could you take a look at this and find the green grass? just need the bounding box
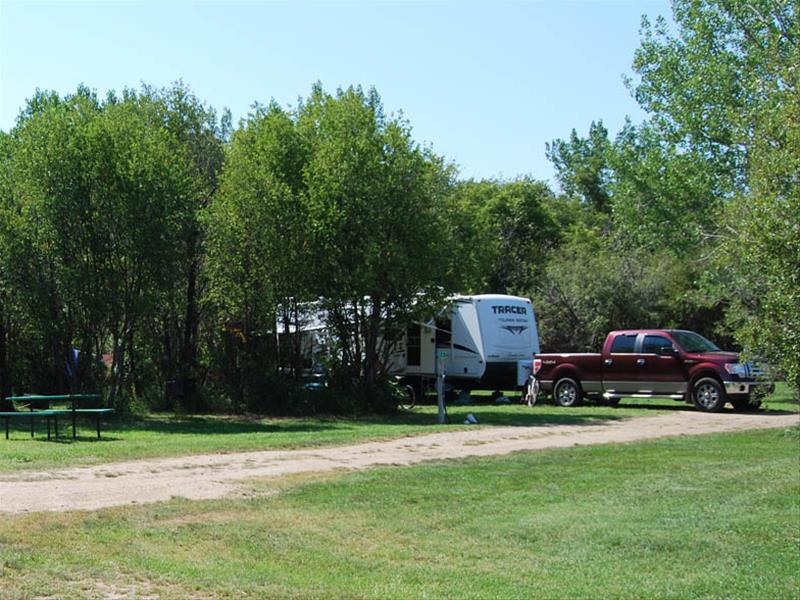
[1,426,797,599]
[0,383,795,473]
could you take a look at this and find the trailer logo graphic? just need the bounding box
[501,325,529,335]
[491,305,527,315]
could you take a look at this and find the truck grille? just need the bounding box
[745,361,768,380]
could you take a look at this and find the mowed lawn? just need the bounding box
[0,383,796,473]
[1,426,798,599]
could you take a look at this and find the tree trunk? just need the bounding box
[175,229,202,411]
[108,337,122,410]
[109,320,134,412]
[364,295,384,409]
[0,302,10,409]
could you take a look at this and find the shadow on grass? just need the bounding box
[397,403,629,427]
[443,410,625,427]
[612,401,695,412]
[2,415,349,441]
[15,390,789,442]
[109,416,348,436]
[102,409,630,436]
[36,435,124,444]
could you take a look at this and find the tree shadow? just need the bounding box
[441,410,626,427]
[610,401,695,412]
[108,415,350,436]
[38,435,124,444]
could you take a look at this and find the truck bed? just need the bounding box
[535,353,604,393]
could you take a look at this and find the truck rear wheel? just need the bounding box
[553,378,582,407]
[691,377,726,412]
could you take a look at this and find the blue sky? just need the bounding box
[0,1,672,183]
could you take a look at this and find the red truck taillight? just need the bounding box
[533,358,542,375]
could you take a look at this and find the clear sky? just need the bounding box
[0,0,672,183]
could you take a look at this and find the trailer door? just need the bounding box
[450,303,484,378]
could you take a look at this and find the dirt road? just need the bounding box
[1,411,796,514]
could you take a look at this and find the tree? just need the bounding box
[546,121,613,212]
[204,101,311,409]
[448,178,561,294]
[299,85,457,410]
[5,87,197,410]
[531,211,706,352]
[609,120,728,254]
[206,85,458,412]
[631,0,798,393]
[0,131,15,406]
[136,83,229,409]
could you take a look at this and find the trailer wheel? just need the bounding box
[691,377,725,412]
[553,378,582,407]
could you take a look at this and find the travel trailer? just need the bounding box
[279,294,540,394]
[387,294,540,393]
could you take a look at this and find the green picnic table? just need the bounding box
[2,394,114,440]
[0,409,60,440]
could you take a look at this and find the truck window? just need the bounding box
[642,335,674,354]
[610,334,636,353]
[670,330,720,353]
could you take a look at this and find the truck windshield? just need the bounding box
[671,331,721,353]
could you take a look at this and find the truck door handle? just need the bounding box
[604,359,613,367]
[637,358,646,367]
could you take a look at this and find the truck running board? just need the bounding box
[602,393,685,400]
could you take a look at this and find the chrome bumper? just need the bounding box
[724,380,774,396]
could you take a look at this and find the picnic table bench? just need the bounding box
[2,394,114,440]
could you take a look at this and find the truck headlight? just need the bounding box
[724,363,748,377]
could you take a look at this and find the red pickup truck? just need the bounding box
[533,329,771,412]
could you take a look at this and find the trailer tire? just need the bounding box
[553,377,582,407]
[691,377,726,412]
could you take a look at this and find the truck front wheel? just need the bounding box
[553,378,582,407]
[691,377,726,412]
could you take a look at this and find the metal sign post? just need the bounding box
[436,349,447,424]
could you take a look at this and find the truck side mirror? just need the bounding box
[657,346,678,356]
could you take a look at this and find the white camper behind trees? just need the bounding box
[386,294,540,395]
[281,294,540,398]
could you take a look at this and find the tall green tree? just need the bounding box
[0,130,16,406]
[546,121,612,212]
[631,0,798,392]
[137,83,229,408]
[207,85,458,411]
[609,121,727,254]
[532,219,714,352]
[5,87,197,409]
[204,101,311,409]
[298,85,457,409]
[448,178,561,294]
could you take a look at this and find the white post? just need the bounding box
[436,349,447,424]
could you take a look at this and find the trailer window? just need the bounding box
[406,325,421,366]
[610,334,636,353]
[435,318,452,348]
